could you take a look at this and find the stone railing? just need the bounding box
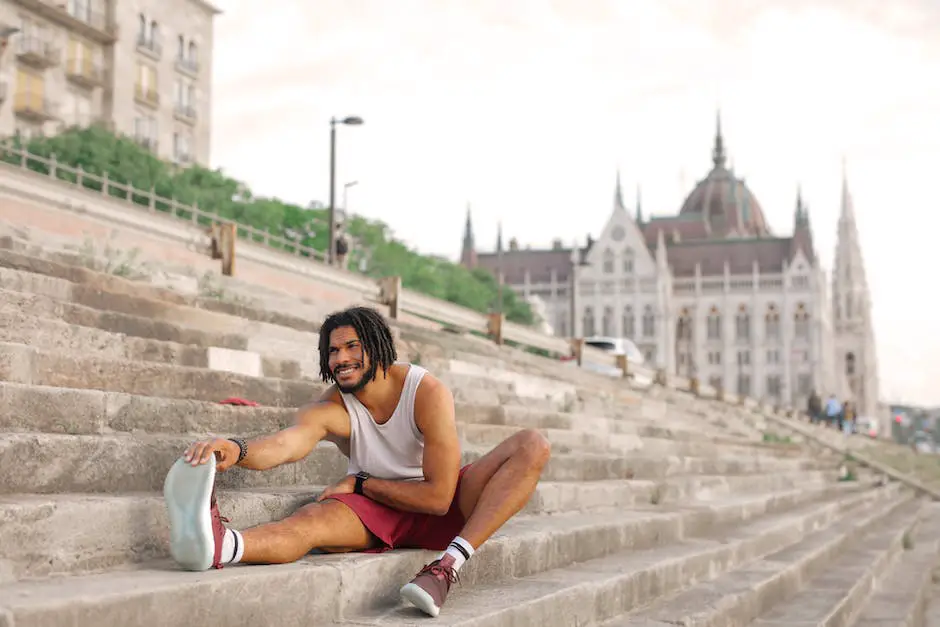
[0,141,758,407]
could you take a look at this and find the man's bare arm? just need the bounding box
[184,390,350,472]
[239,389,350,470]
[360,376,461,515]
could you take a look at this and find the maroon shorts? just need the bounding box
[326,465,471,553]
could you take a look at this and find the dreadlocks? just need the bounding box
[318,306,398,384]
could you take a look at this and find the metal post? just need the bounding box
[327,118,337,265]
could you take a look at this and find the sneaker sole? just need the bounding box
[163,455,217,572]
[400,582,440,617]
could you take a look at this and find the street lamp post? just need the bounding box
[328,116,363,264]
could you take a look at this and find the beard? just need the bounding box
[333,360,377,394]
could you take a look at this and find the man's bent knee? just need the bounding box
[514,428,551,469]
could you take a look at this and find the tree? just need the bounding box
[5,126,535,324]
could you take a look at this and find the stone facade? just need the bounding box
[463,118,879,414]
[0,0,219,165]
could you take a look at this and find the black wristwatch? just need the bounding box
[354,471,371,495]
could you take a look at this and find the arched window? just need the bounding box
[765,304,780,339]
[602,249,614,274]
[706,306,721,340]
[846,352,856,376]
[188,41,198,62]
[622,305,635,339]
[677,308,693,341]
[642,305,655,337]
[623,248,634,273]
[583,307,595,337]
[138,14,146,39]
[150,20,159,43]
[794,303,810,339]
[177,35,184,59]
[735,305,750,341]
[602,306,614,336]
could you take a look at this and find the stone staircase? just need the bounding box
[0,242,938,626]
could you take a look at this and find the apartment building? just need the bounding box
[0,0,219,165]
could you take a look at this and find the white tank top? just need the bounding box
[340,364,427,482]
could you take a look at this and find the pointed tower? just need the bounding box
[712,110,727,169]
[791,185,815,263]
[831,162,879,415]
[459,204,477,268]
[635,185,643,224]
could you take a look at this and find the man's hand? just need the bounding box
[316,474,356,502]
[183,438,241,471]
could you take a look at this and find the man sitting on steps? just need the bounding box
[163,305,551,618]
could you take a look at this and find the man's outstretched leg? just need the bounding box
[164,457,376,570]
[400,428,551,616]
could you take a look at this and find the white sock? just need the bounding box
[221,529,245,564]
[441,536,474,571]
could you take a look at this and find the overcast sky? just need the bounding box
[209,0,938,406]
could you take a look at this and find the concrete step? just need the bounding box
[840,504,940,627]
[0,305,303,380]
[0,483,886,626]
[0,432,827,495]
[0,475,843,582]
[613,494,922,626]
[347,486,906,627]
[0,246,324,337]
[0,286,246,349]
[0,341,319,407]
[0,382,797,463]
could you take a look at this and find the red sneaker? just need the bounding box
[163,455,230,571]
[400,555,460,617]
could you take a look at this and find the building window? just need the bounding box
[583,307,595,337]
[737,374,751,396]
[846,352,856,376]
[794,303,810,339]
[642,305,655,338]
[623,248,634,273]
[706,307,721,340]
[707,351,721,365]
[766,349,779,364]
[188,41,198,62]
[677,309,692,341]
[798,373,813,395]
[177,34,184,59]
[737,350,750,366]
[765,304,780,340]
[735,305,750,341]
[602,249,614,274]
[622,306,634,339]
[602,306,614,336]
[766,375,782,397]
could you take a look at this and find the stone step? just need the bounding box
[0,246,324,337]
[0,483,888,626]
[0,286,246,349]
[0,475,845,582]
[0,305,303,380]
[835,504,940,627]
[0,431,828,495]
[0,382,792,462]
[397,486,912,627]
[0,341,318,407]
[614,490,923,627]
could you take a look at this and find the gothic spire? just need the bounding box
[614,169,626,211]
[635,184,643,223]
[459,203,477,268]
[712,110,726,169]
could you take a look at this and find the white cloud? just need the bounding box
[209,0,938,405]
